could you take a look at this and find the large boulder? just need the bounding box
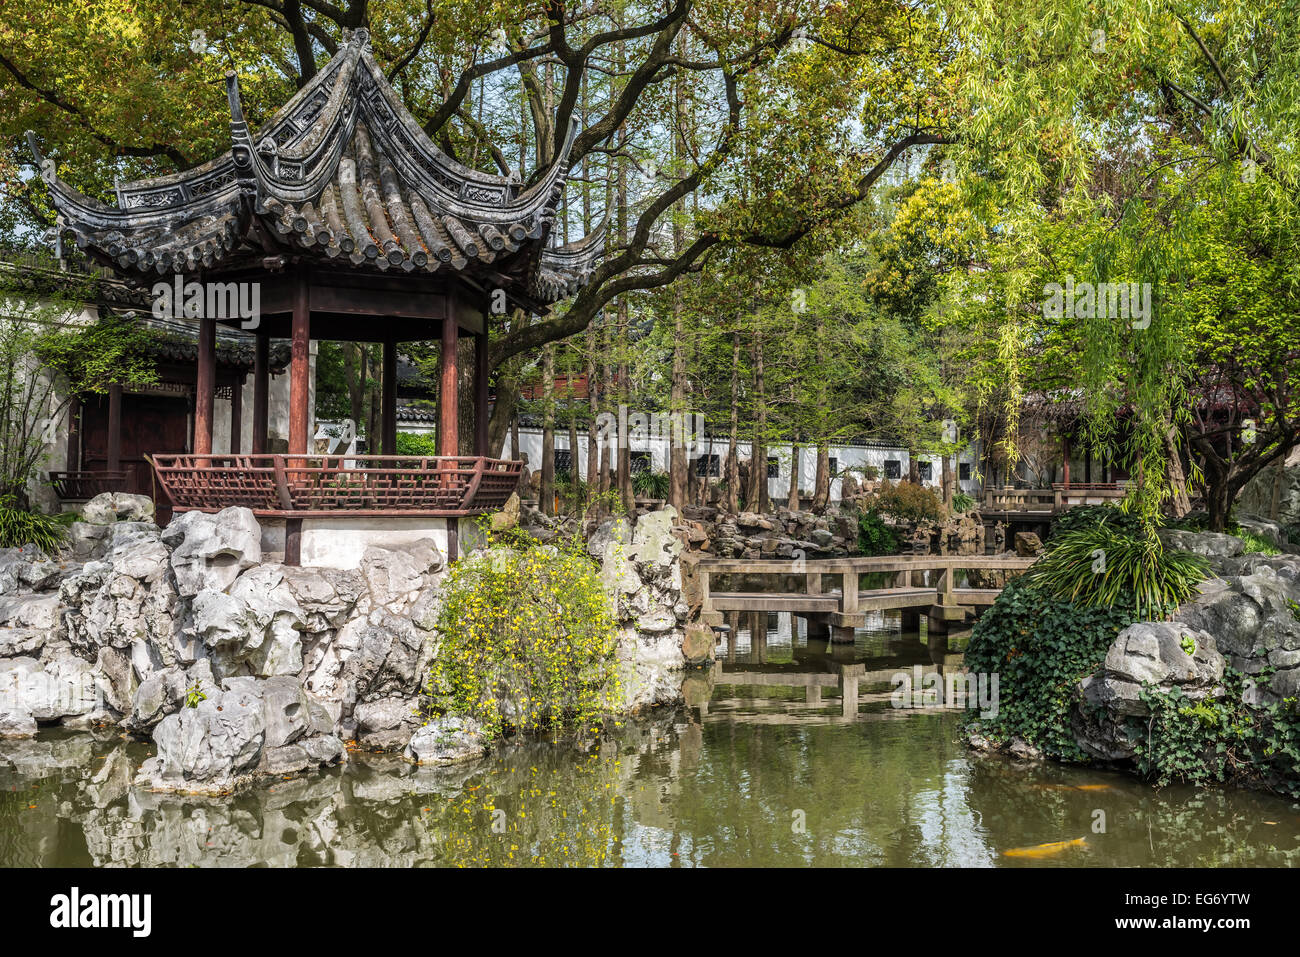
[81,492,155,526]
[404,715,487,765]
[1173,565,1300,701]
[1079,621,1225,717]
[1156,528,1245,559]
[165,507,262,597]
[1074,622,1225,761]
[358,539,443,613]
[134,677,342,794]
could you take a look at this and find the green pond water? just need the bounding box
[2,612,1298,867]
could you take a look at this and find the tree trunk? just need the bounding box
[815,445,830,507]
[1164,416,1191,518]
[724,329,741,514]
[540,344,555,516]
[787,442,801,510]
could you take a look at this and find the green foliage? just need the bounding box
[1235,529,1281,556]
[426,535,621,741]
[185,682,207,709]
[632,471,670,499]
[1030,524,1210,621]
[393,431,439,457]
[1049,504,1149,541]
[1132,674,1300,798]
[865,479,944,524]
[963,576,1139,759]
[950,491,975,514]
[0,495,69,551]
[856,508,899,556]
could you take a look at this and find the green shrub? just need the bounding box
[1048,503,1149,540]
[632,470,670,499]
[425,534,621,740]
[1030,524,1210,620]
[0,496,70,552]
[394,431,439,457]
[951,491,975,514]
[857,508,899,556]
[865,479,943,523]
[1234,529,1281,556]
[1133,674,1300,797]
[963,576,1139,758]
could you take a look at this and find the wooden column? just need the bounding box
[288,272,311,456]
[106,384,122,472]
[382,334,398,456]
[230,373,243,454]
[286,274,310,568]
[252,332,269,454]
[474,331,490,457]
[66,395,81,472]
[1062,434,1071,487]
[439,316,459,458]
[194,316,216,455]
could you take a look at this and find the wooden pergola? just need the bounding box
[34,29,603,561]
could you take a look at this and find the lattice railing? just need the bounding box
[148,454,523,517]
[49,470,129,502]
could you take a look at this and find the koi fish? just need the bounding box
[1003,837,1087,859]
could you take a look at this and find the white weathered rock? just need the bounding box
[165,507,262,597]
[81,492,155,525]
[358,539,443,612]
[405,715,487,765]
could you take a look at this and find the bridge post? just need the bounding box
[841,570,859,613]
[839,663,864,718]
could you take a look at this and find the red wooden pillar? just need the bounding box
[474,331,489,457]
[439,317,459,458]
[288,272,311,456]
[286,273,310,568]
[106,384,122,472]
[382,334,397,456]
[230,373,243,454]
[252,332,269,454]
[1062,434,1071,488]
[194,316,216,455]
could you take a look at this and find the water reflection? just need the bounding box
[2,611,1298,867]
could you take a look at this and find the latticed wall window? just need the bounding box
[828,457,838,476]
[918,461,933,481]
[767,457,779,478]
[884,459,901,480]
[959,463,971,481]
[695,454,720,477]
[554,449,572,476]
[630,451,652,474]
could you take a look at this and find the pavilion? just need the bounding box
[31,28,603,563]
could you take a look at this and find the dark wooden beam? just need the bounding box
[252,333,269,453]
[382,334,397,455]
[66,394,81,472]
[106,384,122,472]
[194,317,217,455]
[474,331,489,456]
[230,372,244,454]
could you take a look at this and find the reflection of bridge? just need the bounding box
[698,554,1036,640]
[702,659,962,721]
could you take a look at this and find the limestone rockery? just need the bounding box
[0,494,699,794]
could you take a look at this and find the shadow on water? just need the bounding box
[2,610,1299,867]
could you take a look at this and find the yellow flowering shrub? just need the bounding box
[426,532,621,740]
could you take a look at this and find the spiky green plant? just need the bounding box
[0,496,70,552]
[1030,523,1209,620]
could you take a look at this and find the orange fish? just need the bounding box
[1003,837,1087,859]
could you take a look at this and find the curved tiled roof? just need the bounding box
[29,29,603,312]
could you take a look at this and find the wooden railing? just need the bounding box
[981,483,1128,513]
[48,470,129,502]
[149,454,523,517]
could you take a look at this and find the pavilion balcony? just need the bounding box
[148,454,523,518]
[49,470,129,503]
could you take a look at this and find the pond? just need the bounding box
[2,612,1298,867]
